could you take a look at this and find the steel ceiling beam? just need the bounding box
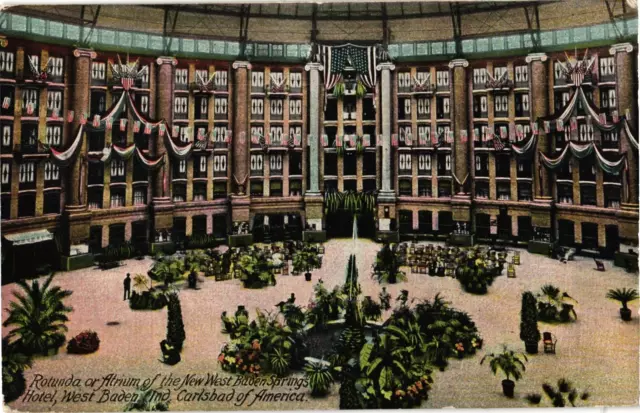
[162,6,180,55]
[524,4,541,51]
[604,0,625,40]
[238,5,251,59]
[80,6,101,46]
[450,2,463,57]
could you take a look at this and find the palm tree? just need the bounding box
[133,274,153,292]
[149,258,188,287]
[2,339,32,402]
[606,288,639,321]
[3,274,73,356]
[480,346,528,398]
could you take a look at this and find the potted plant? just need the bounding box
[606,288,639,321]
[304,357,334,397]
[480,346,528,398]
[293,249,320,282]
[520,291,541,354]
[361,296,382,321]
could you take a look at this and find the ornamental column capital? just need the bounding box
[609,43,634,55]
[525,52,548,63]
[304,62,324,72]
[73,48,97,59]
[232,60,252,70]
[0,35,8,48]
[448,58,469,69]
[376,62,396,72]
[156,56,178,66]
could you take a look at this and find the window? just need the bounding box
[437,153,451,176]
[21,123,38,152]
[578,123,594,142]
[88,162,104,185]
[514,65,528,86]
[600,88,616,112]
[397,72,411,93]
[580,184,597,206]
[517,182,532,201]
[289,152,302,175]
[496,154,511,178]
[2,124,12,150]
[473,68,488,88]
[436,70,449,89]
[251,70,264,93]
[497,182,511,200]
[91,61,106,84]
[214,70,228,90]
[251,98,263,120]
[417,98,430,119]
[475,181,489,199]
[270,98,284,121]
[599,57,615,80]
[19,162,35,189]
[212,126,228,144]
[289,72,302,92]
[44,161,60,186]
[195,95,208,120]
[88,187,103,209]
[269,126,284,145]
[398,179,412,196]
[438,180,451,198]
[136,94,150,115]
[579,159,596,182]
[417,125,431,146]
[324,152,337,176]
[269,154,283,175]
[399,126,412,146]
[289,98,302,120]
[269,179,283,197]
[172,183,186,203]
[604,185,621,208]
[343,153,357,176]
[1,162,11,193]
[363,152,376,176]
[18,193,35,217]
[475,154,488,177]
[517,159,532,178]
[1,195,10,220]
[213,155,227,177]
[289,126,302,145]
[135,65,149,88]
[175,68,188,89]
[399,98,411,120]
[557,183,573,204]
[494,94,509,117]
[554,62,566,83]
[46,90,63,117]
[399,153,412,174]
[515,93,529,117]
[250,181,263,197]
[436,97,450,119]
[603,130,618,149]
[22,89,38,116]
[554,91,571,113]
[193,182,207,201]
[173,159,187,179]
[48,57,64,81]
[110,159,126,183]
[0,51,15,77]
[174,96,188,119]
[418,179,431,197]
[473,95,488,118]
[493,66,508,80]
[43,191,60,215]
[418,154,431,175]
[45,125,62,147]
[213,182,227,199]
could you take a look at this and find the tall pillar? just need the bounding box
[150,56,177,250]
[229,61,252,246]
[448,59,473,245]
[611,43,638,206]
[62,48,96,262]
[375,61,398,243]
[526,52,553,235]
[610,43,639,248]
[303,62,325,241]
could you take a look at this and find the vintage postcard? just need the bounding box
[0,0,638,411]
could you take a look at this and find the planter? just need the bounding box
[524,341,539,354]
[620,307,632,321]
[501,379,515,398]
[305,272,312,282]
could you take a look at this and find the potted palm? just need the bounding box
[520,292,541,354]
[606,288,639,321]
[480,346,528,398]
[304,357,334,397]
[293,249,321,281]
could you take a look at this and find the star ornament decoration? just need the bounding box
[110,54,147,90]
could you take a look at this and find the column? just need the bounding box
[68,48,95,206]
[449,58,469,194]
[232,61,251,196]
[377,61,395,199]
[526,53,550,199]
[304,62,323,194]
[610,43,638,206]
[154,56,177,199]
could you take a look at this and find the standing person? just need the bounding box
[123,273,131,300]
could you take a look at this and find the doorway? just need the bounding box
[604,225,619,258]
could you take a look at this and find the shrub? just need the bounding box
[456,265,497,294]
[67,331,100,354]
[129,290,168,311]
[2,339,31,403]
[217,341,262,375]
[304,358,334,397]
[372,244,406,284]
[537,285,577,323]
[541,378,590,407]
[237,252,276,289]
[361,296,382,321]
[526,393,542,405]
[166,293,186,352]
[520,291,541,346]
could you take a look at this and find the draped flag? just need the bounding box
[67,110,74,123]
[26,102,34,115]
[532,122,539,135]
[363,134,370,147]
[172,125,179,138]
[2,97,10,109]
[92,114,101,128]
[133,120,140,133]
[144,122,152,135]
[120,118,127,132]
[556,119,564,131]
[322,134,329,147]
[493,135,505,151]
[105,117,112,131]
[336,135,342,147]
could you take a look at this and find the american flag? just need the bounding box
[336,135,342,147]
[197,128,205,140]
[80,112,87,125]
[492,135,506,151]
[419,132,427,146]
[500,126,507,139]
[159,124,166,136]
[144,123,151,134]
[599,113,607,124]
[51,109,59,120]
[2,97,10,109]
[251,133,259,144]
[105,118,112,130]
[363,134,370,147]
[293,134,301,146]
[92,114,101,128]
[120,118,128,132]
[172,125,179,138]
[556,119,564,131]
[570,117,578,131]
[516,124,523,139]
[532,122,539,135]
[405,132,413,146]
[26,102,34,115]
[133,121,140,133]
[460,129,467,143]
[224,131,231,143]
[613,110,619,123]
[67,110,74,123]
[544,121,550,133]
[321,134,328,147]
[391,134,398,147]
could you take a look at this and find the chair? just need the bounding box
[593,258,605,272]
[512,252,520,265]
[282,264,289,276]
[543,332,556,354]
[507,264,516,278]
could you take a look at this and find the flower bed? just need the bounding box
[67,331,100,354]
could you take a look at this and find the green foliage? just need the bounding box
[129,289,168,311]
[541,378,590,407]
[148,256,188,286]
[237,252,276,289]
[324,189,376,215]
[333,81,345,98]
[606,288,639,309]
[2,339,32,403]
[456,264,497,294]
[98,242,135,264]
[270,348,291,376]
[304,358,334,396]
[292,249,321,274]
[526,393,542,405]
[361,296,382,321]
[520,291,541,343]
[372,244,406,284]
[355,80,367,99]
[537,284,578,323]
[480,346,528,382]
[307,281,346,329]
[3,274,73,356]
[123,387,169,411]
[166,293,186,352]
[185,234,219,250]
